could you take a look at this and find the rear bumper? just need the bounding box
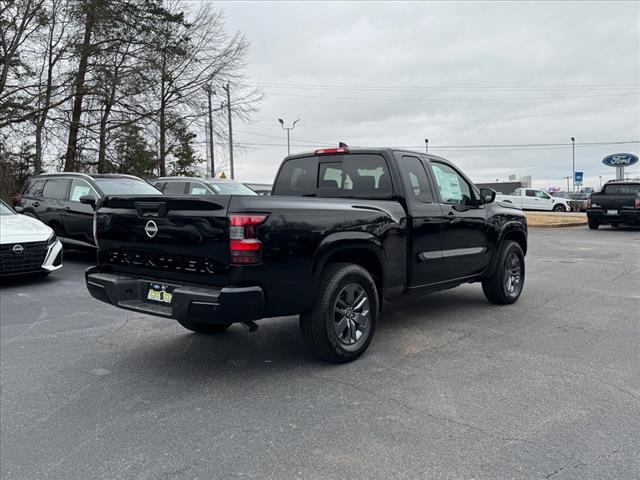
[85,266,264,325]
[587,209,640,225]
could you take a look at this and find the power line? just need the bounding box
[250,80,640,92]
[233,140,640,152]
[263,91,639,103]
[249,103,640,128]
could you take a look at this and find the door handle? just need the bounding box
[63,206,71,211]
[32,202,40,207]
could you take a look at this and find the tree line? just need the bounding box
[0,0,261,199]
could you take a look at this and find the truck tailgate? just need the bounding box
[95,195,232,281]
[590,194,636,210]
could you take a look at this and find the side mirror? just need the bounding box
[79,195,96,209]
[479,187,496,204]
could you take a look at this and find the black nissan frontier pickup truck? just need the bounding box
[85,147,527,362]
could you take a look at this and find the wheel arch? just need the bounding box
[312,234,385,305]
[483,224,527,279]
[501,227,527,256]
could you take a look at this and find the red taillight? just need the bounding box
[587,196,592,208]
[315,147,349,155]
[635,196,640,209]
[228,214,268,265]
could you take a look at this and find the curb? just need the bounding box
[528,221,587,229]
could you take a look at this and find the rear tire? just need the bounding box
[482,241,525,305]
[178,321,232,334]
[300,263,378,363]
[588,219,599,230]
[552,204,566,212]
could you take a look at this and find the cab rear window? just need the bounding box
[602,184,640,195]
[273,154,392,198]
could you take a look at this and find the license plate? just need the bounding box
[146,283,173,304]
[606,210,618,215]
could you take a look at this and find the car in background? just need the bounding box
[0,200,63,276]
[552,191,589,211]
[587,181,640,229]
[495,188,573,212]
[243,183,272,195]
[16,173,161,249]
[151,177,258,196]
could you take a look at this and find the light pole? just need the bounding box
[570,136,575,192]
[279,118,300,156]
[425,138,429,153]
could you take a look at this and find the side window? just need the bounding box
[272,157,317,196]
[398,156,433,203]
[189,183,210,195]
[525,190,536,197]
[24,179,46,197]
[152,182,165,192]
[535,190,550,199]
[69,179,96,202]
[162,182,187,195]
[42,178,70,200]
[431,162,474,206]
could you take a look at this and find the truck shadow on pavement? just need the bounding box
[114,286,499,384]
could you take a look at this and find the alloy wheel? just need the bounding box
[333,283,371,345]
[503,252,522,295]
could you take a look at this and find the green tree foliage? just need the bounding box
[112,124,156,178]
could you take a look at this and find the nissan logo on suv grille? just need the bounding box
[12,244,24,255]
[144,220,158,238]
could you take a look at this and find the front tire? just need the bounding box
[588,219,599,230]
[552,204,566,212]
[482,241,525,305]
[178,321,232,334]
[300,263,379,363]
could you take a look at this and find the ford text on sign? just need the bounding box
[602,153,638,167]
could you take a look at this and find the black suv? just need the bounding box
[17,173,161,248]
[151,177,258,196]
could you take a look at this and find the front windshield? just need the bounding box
[94,178,161,195]
[0,201,15,215]
[208,181,257,195]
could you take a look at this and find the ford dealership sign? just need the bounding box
[602,153,638,167]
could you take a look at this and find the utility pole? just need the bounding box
[223,83,234,179]
[278,118,300,155]
[204,85,215,176]
[425,138,429,153]
[570,136,575,192]
[204,116,210,177]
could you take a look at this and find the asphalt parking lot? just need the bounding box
[1,226,639,480]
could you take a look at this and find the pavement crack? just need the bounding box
[94,315,130,347]
[543,447,620,479]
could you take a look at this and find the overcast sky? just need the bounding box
[210,1,639,189]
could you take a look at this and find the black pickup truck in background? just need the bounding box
[85,147,528,363]
[587,181,640,229]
